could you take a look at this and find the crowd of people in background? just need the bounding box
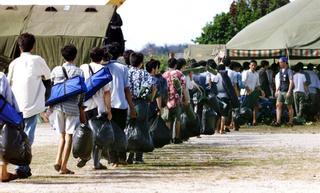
[1,32,320,182]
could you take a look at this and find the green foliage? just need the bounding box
[195,0,290,44]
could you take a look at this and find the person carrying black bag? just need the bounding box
[0,72,20,182]
[78,48,113,170]
[50,45,84,175]
[126,52,156,164]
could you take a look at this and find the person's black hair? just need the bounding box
[296,62,304,71]
[223,57,231,67]
[260,60,269,68]
[198,60,207,67]
[130,52,144,67]
[292,64,300,73]
[168,58,177,69]
[307,63,314,71]
[250,59,257,65]
[146,59,160,73]
[90,47,103,63]
[176,58,187,70]
[230,61,241,70]
[207,59,217,69]
[316,64,320,72]
[242,62,250,70]
[123,49,134,66]
[61,44,77,62]
[191,62,199,68]
[17,33,35,52]
[217,64,226,71]
[105,42,122,60]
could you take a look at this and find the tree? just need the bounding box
[194,0,290,44]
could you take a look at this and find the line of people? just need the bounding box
[1,32,320,182]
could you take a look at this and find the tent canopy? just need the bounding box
[184,44,226,62]
[0,5,116,69]
[226,0,320,60]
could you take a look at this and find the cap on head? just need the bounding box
[279,57,288,63]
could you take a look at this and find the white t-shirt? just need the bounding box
[293,72,307,93]
[242,69,260,93]
[8,52,51,118]
[226,67,237,86]
[104,60,129,110]
[81,62,110,114]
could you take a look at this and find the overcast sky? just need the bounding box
[1,0,237,50]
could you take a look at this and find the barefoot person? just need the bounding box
[0,72,20,182]
[50,44,84,174]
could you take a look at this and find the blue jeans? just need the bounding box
[16,115,38,174]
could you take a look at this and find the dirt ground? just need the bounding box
[1,123,320,193]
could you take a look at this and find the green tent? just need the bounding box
[0,5,119,69]
[226,0,320,61]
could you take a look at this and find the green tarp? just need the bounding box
[0,5,116,69]
[226,0,320,60]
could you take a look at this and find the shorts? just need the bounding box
[162,105,182,123]
[277,92,293,106]
[51,110,80,135]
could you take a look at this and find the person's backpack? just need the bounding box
[84,64,113,101]
[46,67,87,106]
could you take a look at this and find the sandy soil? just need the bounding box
[1,123,319,193]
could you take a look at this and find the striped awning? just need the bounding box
[227,49,320,59]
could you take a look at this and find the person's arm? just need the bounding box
[39,57,51,80]
[125,87,137,118]
[104,90,112,120]
[287,70,294,97]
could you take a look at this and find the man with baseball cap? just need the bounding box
[272,57,294,127]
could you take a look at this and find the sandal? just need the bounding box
[271,121,281,127]
[1,173,18,183]
[54,164,61,172]
[59,169,75,175]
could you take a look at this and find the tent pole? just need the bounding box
[286,46,290,67]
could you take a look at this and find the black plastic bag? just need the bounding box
[134,100,149,121]
[201,107,218,135]
[232,107,253,126]
[150,116,171,148]
[72,124,93,161]
[110,121,128,152]
[88,114,114,148]
[125,119,154,153]
[207,94,222,115]
[0,124,32,165]
[180,113,201,140]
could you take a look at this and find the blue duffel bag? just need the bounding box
[46,67,87,106]
[84,64,113,101]
[0,95,23,126]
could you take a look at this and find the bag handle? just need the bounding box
[61,66,69,80]
[87,64,95,75]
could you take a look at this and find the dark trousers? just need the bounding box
[109,108,128,163]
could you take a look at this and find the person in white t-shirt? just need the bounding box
[242,60,265,125]
[292,64,308,119]
[102,43,137,167]
[78,47,112,170]
[7,33,51,179]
